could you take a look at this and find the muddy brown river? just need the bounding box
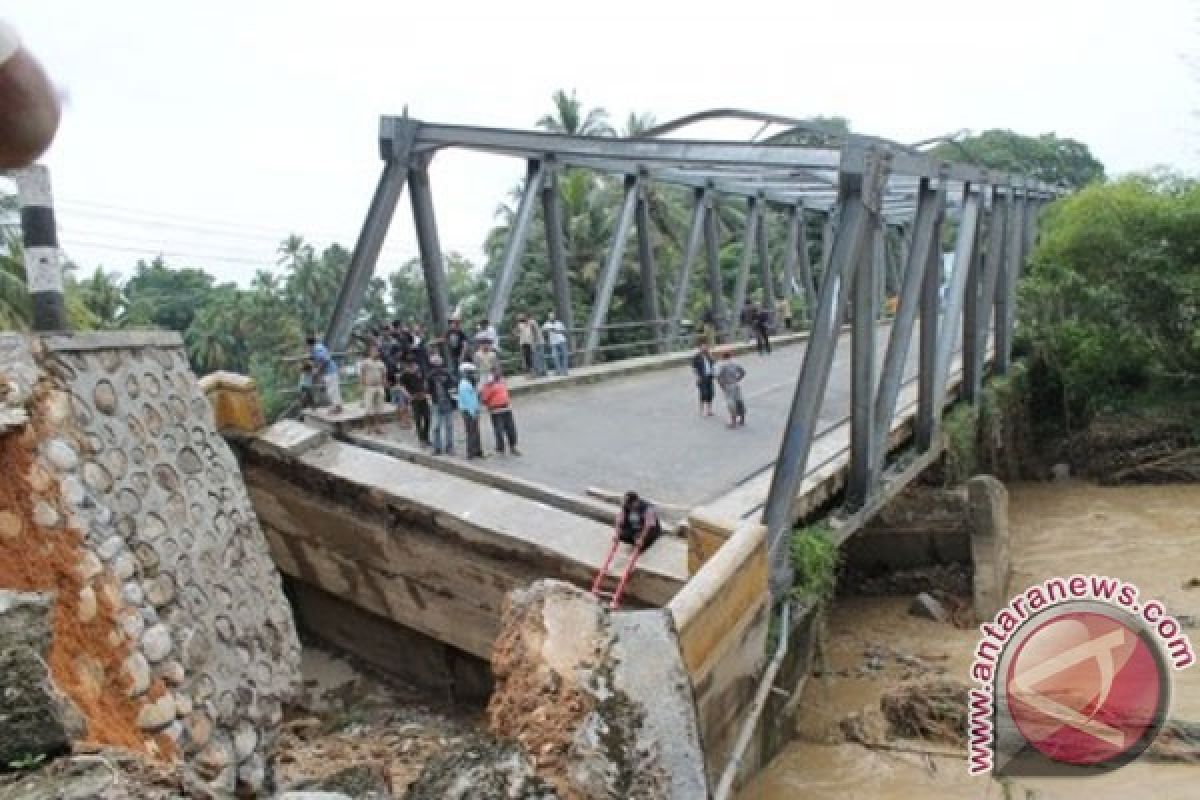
[741,483,1200,799]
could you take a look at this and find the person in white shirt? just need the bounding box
[542,313,569,376]
[476,318,500,355]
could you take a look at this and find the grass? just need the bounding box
[942,402,980,486]
[789,522,839,605]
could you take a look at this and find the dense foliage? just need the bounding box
[932,129,1105,189]
[1018,172,1200,426]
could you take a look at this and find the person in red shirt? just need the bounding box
[479,370,520,456]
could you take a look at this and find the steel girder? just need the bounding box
[762,138,889,598]
[582,175,640,365]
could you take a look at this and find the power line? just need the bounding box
[58,197,352,240]
[60,235,418,272]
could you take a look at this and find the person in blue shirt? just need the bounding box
[457,362,483,459]
[306,336,342,414]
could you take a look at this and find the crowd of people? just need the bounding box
[301,300,789,457]
[302,312,577,460]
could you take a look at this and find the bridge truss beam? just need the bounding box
[328,111,1062,604]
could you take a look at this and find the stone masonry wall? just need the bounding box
[0,331,300,794]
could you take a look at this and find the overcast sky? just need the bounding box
[8,0,1198,286]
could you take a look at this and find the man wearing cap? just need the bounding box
[457,362,484,459]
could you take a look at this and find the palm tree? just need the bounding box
[0,230,30,330]
[536,90,614,137]
[77,266,124,327]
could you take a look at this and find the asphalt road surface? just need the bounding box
[418,327,922,508]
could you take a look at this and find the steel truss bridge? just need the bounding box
[325,109,1061,597]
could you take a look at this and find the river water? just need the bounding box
[741,483,1200,799]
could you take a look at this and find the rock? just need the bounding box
[0,593,86,749]
[185,711,214,749]
[60,475,86,507]
[0,508,23,538]
[1050,462,1071,482]
[97,534,125,562]
[77,585,98,623]
[78,551,104,582]
[119,607,145,640]
[194,737,234,780]
[485,579,700,799]
[44,438,79,471]
[0,590,54,653]
[142,624,174,662]
[294,764,391,799]
[137,693,177,731]
[145,573,176,607]
[113,552,138,581]
[164,719,185,743]
[33,499,61,528]
[909,592,950,623]
[93,379,118,414]
[174,690,193,716]
[237,754,266,795]
[233,723,258,760]
[160,659,186,686]
[122,580,144,606]
[278,793,354,800]
[124,652,151,696]
[0,640,75,764]
[403,736,550,800]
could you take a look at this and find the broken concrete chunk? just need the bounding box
[0,646,75,765]
[0,590,55,654]
[908,591,950,623]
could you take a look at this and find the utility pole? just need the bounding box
[13,165,67,331]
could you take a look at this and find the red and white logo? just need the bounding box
[1005,609,1164,767]
[968,577,1193,777]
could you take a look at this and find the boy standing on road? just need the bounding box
[357,344,388,434]
[716,349,747,428]
[480,371,521,456]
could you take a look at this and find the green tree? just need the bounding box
[1019,172,1200,423]
[121,257,217,330]
[0,228,30,329]
[933,130,1104,189]
[77,266,124,327]
[536,89,615,137]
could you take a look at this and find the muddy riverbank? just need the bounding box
[741,482,1200,799]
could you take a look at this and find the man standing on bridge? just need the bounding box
[480,370,520,456]
[427,354,456,456]
[716,349,746,428]
[753,305,772,356]
[444,317,468,380]
[691,342,715,417]
[307,336,342,415]
[457,363,484,459]
[543,312,569,376]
